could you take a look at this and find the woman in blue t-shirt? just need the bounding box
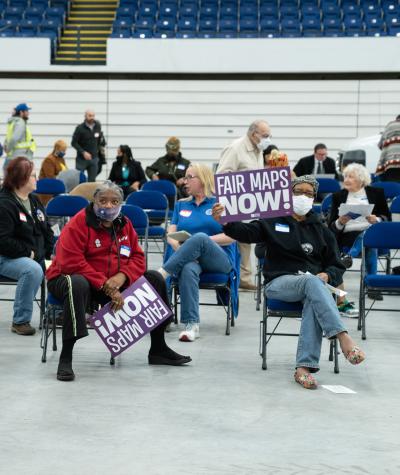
[159,163,237,342]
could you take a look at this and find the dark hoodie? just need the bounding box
[223,213,345,287]
[0,188,54,263]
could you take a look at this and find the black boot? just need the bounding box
[57,359,75,381]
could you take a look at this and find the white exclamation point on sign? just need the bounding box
[282,189,292,210]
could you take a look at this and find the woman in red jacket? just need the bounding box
[47,181,191,381]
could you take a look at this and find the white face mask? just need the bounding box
[292,194,314,216]
[257,137,272,151]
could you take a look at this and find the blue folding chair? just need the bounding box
[121,204,149,265]
[371,181,400,202]
[359,222,400,340]
[24,6,45,21]
[46,195,89,228]
[169,242,240,336]
[316,177,341,195]
[35,178,66,196]
[260,296,339,372]
[142,180,177,219]
[126,190,168,255]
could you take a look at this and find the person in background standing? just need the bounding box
[216,119,272,291]
[71,110,103,182]
[145,137,190,199]
[108,145,147,199]
[4,103,36,169]
[376,114,400,182]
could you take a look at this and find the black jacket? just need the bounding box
[293,155,338,179]
[328,187,391,243]
[223,213,345,287]
[0,188,54,263]
[108,158,147,188]
[71,120,103,161]
[145,153,190,182]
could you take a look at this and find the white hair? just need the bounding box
[343,163,371,187]
[93,180,124,201]
[247,120,268,136]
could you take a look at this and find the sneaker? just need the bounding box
[367,291,384,301]
[11,322,36,335]
[179,323,200,342]
[337,301,359,318]
[340,254,353,269]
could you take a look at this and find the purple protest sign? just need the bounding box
[214,166,293,224]
[90,276,172,358]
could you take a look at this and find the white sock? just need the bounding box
[157,267,169,279]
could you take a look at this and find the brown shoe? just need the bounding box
[239,281,257,291]
[11,322,36,336]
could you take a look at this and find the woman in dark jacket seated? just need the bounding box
[47,181,190,382]
[328,163,391,301]
[108,145,146,199]
[0,157,54,335]
[213,175,365,390]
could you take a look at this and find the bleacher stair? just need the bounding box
[54,0,117,65]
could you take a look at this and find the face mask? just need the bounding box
[57,151,66,158]
[93,204,122,222]
[292,194,314,216]
[257,137,272,151]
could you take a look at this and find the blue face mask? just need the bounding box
[57,151,66,158]
[93,204,122,222]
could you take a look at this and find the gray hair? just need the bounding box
[292,175,319,194]
[247,120,268,136]
[343,163,371,187]
[93,180,124,201]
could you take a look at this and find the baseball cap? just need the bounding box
[15,103,31,112]
[166,136,180,152]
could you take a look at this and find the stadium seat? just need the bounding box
[39,19,60,34]
[179,4,198,19]
[159,4,177,19]
[280,5,299,18]
[219,17,238,31]
[134,18,155,29]
[153,31,175,38]
[132,29,153,38]
[138,5,157,19]
[30,0,50,9]
[44,6,65,23]
[197,31,216,37]
[217,30,238,37]
[155,18,176,31]
[342,4,362,17]
[176,31,196,38]
[199,17,217,31]
[116,6,135,20]
[321,3,341,18]
[239,17,258,32]
[111,29,132,38]
[19,18,40,34]
[177,17,197,31]
[8,0,28,8]
[199,5,218,19]
[259,4,279,17]
[114,19,133,30]
[3,6,24,21]
[388,25,400,35]
[0,29,15,37]
[220,5,238,18]
[24,6,45,21]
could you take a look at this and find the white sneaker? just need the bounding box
[179,323,200,342]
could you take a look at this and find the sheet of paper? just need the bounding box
[321,385,357,394]
[298,271,347,297]
[338,203,374,217]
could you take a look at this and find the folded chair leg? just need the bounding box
[261,304,267,370]
[52,312,57,351]
[110,355,115,365]
[41,308,51,363]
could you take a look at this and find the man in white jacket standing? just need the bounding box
[4,103,36,169]
[216,119,271,291]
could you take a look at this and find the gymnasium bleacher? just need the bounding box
[111,0,400,39]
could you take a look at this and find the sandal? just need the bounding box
[345,346,365,365]
[294,371,317,389]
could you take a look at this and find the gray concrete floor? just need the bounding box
[0,257,399,475]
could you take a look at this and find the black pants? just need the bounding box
[47,270,171,343]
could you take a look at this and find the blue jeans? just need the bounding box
[163,233,232,324]
[346,231,377,274]
[0,256,44,324]
[265,274,347,372]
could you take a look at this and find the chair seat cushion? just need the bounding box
[365,274,400,288]
[199,272,229,285]
[48,293,62,306]
[148,226,166,237]
[267,299,303,311]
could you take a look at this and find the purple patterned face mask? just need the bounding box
[93,204,122,222]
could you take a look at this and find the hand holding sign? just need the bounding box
[214,167,293,224]
[212,203,225,222]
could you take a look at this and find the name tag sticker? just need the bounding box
[120,245,131,257]
[19,212,27,222]
[94,132,100,138]
[275,223,289,233]
[179,210,192,218]
[177,164,186,170]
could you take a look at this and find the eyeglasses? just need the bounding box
[292,190,315,199]
[183,175,198,181]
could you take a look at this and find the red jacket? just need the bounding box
[46,206,146,290]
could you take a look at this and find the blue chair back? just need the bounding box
[390,195,400,214]
[46,195,89,217]
[79,171,87,183]
[363,222,400,249]
[35,178,66,195]
[142,179,177,199]
[371,181,400,200]
[121,204,149,235]
[321,193,333,215]
[126,190,168,211]
[316,178,341,194]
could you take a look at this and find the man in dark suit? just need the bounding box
[294,143,339,179]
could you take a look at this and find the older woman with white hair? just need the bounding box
[47,181,191,382]
[328,163,391,303]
